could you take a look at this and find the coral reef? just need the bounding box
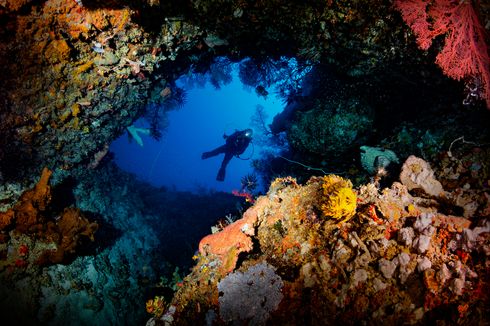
[217,262,283,324]
[0,168,98,269]
[320,175,357,222]
[0,0,205,183]
[0,162,243,324]
[0,0,488,325]
[394,0,490,108]
[0,167,52,234]
[152,156,489,325]
[400,155,444,197]
[198,198,260,274]
[147,295,167,319]
[1,0,481,186]
[287,94,373,164]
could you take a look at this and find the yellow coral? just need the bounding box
[75,61,94,74]
[320,175,357,222]
[146,295,166,318]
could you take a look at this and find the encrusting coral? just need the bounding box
[198,198,261,274]
[0,167,52,235]
[147,156,489,326]
[0,168,98,270]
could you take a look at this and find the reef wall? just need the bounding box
[0,0,489,324]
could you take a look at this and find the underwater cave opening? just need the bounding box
[109,57,303,194]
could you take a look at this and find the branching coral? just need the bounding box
[320,175,357,222]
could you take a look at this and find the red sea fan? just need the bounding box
[393,0,433,50]
[433,2,490,86]
[394,0,490,109]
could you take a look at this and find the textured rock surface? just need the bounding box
[155,157,489,325]
[0,1,489,325]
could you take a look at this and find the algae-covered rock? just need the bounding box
[160,156,489,325]
[288,95,373,162]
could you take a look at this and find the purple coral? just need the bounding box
[217,262,283,324]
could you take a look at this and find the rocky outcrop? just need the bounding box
[154,157,489,325]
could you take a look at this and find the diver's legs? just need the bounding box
[201,145,227,159]
[217,152,233,181]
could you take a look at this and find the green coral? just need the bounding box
[288,96,373,161]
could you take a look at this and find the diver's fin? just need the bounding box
[216,167,226,181]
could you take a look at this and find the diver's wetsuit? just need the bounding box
[201,129,252,181]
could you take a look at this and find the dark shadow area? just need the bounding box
[138,183,243,270]
[77,0,190,33]
[74,212,123,259]
[50,177,77,211]
[0,136,37,183]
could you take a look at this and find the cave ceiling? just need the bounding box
[0,0,488,184]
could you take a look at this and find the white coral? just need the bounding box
[379,258,397,279]
[398,227,415,246]
[351,268,368,288]
[399,156,444,197]
[414,213,434,233]
[417,256,432,272]
[437,263,451,284]
[413,235,431,253]
[396,252,411,266]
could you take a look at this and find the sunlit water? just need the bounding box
[110,68,284,193]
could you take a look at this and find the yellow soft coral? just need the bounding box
[320,175,357,222]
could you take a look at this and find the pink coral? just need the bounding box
[231,189,255,203]
[18,244,29,257]
[394,0,490,108]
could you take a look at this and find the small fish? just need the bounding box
[92,42,104,54]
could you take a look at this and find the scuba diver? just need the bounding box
[201,128,253,181]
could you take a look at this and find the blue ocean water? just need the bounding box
[110,67,284,193]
